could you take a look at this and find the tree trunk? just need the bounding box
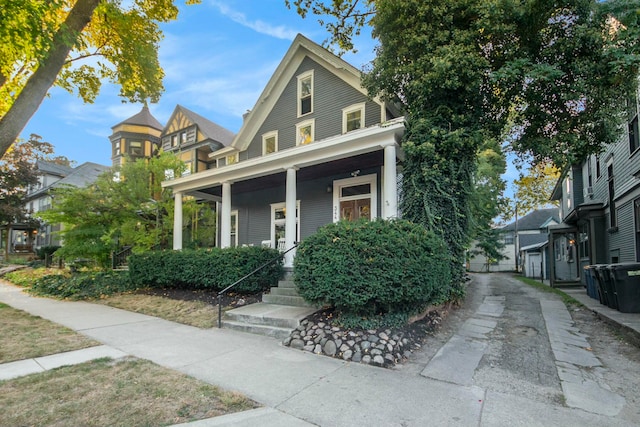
[0,0,101,158]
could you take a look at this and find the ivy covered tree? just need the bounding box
[289,0,640,298]
[0,0,200,158]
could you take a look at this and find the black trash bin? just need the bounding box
[583,265,598,299]
[608,263,640,313]
[594,265,617,309]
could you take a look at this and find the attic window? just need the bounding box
[171,135,178,147]
[297,70,313,117]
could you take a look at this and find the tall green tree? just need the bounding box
[0,0,200,158]
[289,0,640,298]
[39,152,199,268]
[509,161,560,219]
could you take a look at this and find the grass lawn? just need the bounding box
[0,357,258,427]
[0,294,259,426]
[0,302,98,363]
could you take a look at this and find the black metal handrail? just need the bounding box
[111,245,133,269]
[217,243,298,328]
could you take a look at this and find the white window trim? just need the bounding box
[297,70,314,117]
[226,153,238,166]
[262,131,279,156]
[270,201,301,246]
[332,173,377,222]
[296,119,315,146]
[342,102,366,133]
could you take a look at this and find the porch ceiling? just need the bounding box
[162,118,404,195]
[195,151,384,197]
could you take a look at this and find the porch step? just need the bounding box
[277,279,296,289]
[261,294,312,307]
[267,286,300,297]
[222,303,317,339]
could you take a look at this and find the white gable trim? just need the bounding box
[231,34,387,153]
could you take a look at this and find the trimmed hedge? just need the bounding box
[29,270,133,300]
[128,246,283,294]
[294,219,452,328]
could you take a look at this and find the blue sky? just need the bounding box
[21,0,519,191]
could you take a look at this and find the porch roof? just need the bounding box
[161,117,405,195]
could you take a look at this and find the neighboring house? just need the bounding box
[162,34,404,268]
[550,98,640,285]
[27,161,109,252]
[109,105,163,168]
[1,160,73,258]
[161,105,235,175]
[468,208,560,275]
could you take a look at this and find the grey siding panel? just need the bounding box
[246,56,382,160]
[610,200,636,262]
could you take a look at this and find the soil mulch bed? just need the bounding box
[137,288,262,308]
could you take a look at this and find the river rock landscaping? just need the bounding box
[282,307,446,368]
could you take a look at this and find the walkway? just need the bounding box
[1,275,639,426]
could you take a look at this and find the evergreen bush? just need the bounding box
[294,219,452,328]
[128,246,283,294]
[30,270,133,299]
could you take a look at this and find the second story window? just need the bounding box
[129,141,143,156]
[180,132,187,144]
[297,70,313,117]
[263,131,278,155]
[296,119,314,145]
[226,153,238,165]
[113,141,121,156]
[343,103,365,133]
[171,134,178,147]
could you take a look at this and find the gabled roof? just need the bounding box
[502,208,560,232]
[112,105,163,131]
[27,162,109,200]
[36,160,74,177]
[231,33,387,152]
[519,233,549,249]
[163,105,234,146]
[53,162,109,188]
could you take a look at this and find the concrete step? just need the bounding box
[261,294,311,307]
[277,279,297,289]
[268,287,300,297]
[221,321,293,340]
[224,303,317,329]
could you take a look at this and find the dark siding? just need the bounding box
[246,56,382,160]
[610,200,635,262]
[572,166,584,206]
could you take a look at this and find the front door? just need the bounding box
[340,198,371,221]
[333,174,377,222]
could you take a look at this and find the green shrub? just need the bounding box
[128,246,283,294]
[294,219,452,328]
[3,268,67,287]
[29,270,134,300]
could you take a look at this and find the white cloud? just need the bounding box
[209,1,298,40]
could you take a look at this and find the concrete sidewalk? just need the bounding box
[1,277,639,426]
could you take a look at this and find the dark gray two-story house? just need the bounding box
[162,34,404,268]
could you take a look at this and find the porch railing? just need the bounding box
[111,246,133,270]
[217,243,298,328]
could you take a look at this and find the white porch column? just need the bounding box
[173,192,183,250]
[220,182,232,248]
[383,142,398,219]
[284,167,298,268]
